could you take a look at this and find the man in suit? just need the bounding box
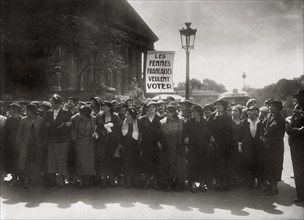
[46,94,72,187]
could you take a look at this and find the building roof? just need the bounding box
[175,89,220,97]
[105,0,159,43]
[218,89,249,99]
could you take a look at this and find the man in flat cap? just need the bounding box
[261,99,285,195]
[45,94,72,187]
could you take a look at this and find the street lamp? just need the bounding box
[179,22,197,100]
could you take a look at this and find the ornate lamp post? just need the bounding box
[179,22,197,100]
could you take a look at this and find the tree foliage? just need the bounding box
[176,78,227,93]
[245,74,304,106]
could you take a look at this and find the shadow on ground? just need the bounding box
[0,179,300,216]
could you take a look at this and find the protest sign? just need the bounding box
[145,51,175,93]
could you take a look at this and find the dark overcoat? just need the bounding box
[208,112,234,178]
[262,113,285,182]
[182,117,211,182]
[15,115,45,170]
[286,114,304,199]
[46,108,72,143]
[95,113,121,175]
[158,116,186,184]
[139,114,161,176]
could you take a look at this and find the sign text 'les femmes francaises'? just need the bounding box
[145,51,175,93]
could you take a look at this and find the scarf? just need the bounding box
[121,118,139,140]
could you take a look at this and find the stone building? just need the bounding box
[1,0,158,100]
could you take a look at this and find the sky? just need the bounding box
[128,0,304,91]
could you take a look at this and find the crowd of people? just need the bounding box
[0,89,303,203]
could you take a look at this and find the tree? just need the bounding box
[246,75,304,106]
[176,78,227,93]
[202,78,226,93]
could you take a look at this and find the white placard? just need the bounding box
[145,51,175,93]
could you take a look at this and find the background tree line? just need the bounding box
[175,74,304,107]
[245,74,304,107]
[176,78,227,93]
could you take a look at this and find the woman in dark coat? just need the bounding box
[71,105,96,189]
[231,105,243,186]
[15,104,45,188]
[183,104,211,192]
[120,107,142,188]
[261,99,285,195]
[240,106,264,189]
[286,103,304,202]
[158,105,186,192]
[95,101,121,187]
[139,101,161,189]
[208,99,234,191]
[4,103,22,185]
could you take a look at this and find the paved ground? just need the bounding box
[1,135,303,219]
